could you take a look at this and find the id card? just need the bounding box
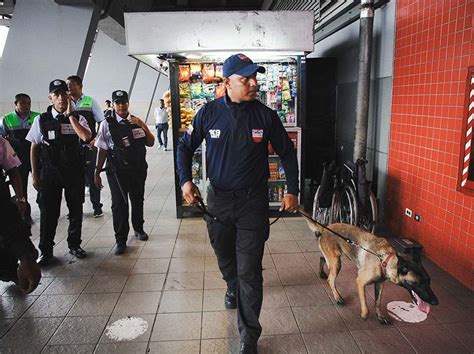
[60,124,76,135]
[132,128,146,139]
[48,130,56,140]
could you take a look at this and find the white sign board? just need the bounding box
[125,11,314,55]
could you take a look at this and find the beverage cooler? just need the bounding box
[124,11,314,217]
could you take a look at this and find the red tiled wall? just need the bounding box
[387,0,474,289]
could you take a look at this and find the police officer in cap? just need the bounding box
[94,90,155,255]
[0,93,40,224]
[0,136,41,293]
[177,53,299,354]
[27,79,92,266]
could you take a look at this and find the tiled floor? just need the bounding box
[0,144,473,353]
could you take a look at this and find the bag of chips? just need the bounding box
[215,64,223,79]
[203,83,216,100]
[202,64,215,83]
[178,65,190,82]
[179,82,191,98]
[190,63,202,79]
[191,82,203,99]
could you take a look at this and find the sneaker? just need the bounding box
[69,247,87,259]
[115,244,127,255]
[158,145,163,150]
[134,231,149,241]
[93,209,103,218]
[224,288,237,309]
[37,253,54,267]
[164,147,168,151]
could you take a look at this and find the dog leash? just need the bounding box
[194,196,283,226]
[297,208,385,262]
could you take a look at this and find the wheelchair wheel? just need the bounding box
[331,184,358,226]
[358,191,378,233]
[312,185,332,225]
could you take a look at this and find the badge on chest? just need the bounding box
[132,128,146,139]
[251,129,263,143]
[60,124,76,135]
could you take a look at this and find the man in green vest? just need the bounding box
[0,93,40,225]
[67,75,104,218]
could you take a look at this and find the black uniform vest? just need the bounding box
[107,113,147,172]
[39,106,82,171]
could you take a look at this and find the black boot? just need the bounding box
[224,288,237,309]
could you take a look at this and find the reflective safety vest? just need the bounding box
[2,111,39,169]
[75,95,96,141]
[38,106,82,172]
[107,112,147,173]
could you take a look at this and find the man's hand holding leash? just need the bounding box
[280,193,298,213]
[182,181,201,205]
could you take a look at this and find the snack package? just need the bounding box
[190,63,202,78]
[179,82,191,98]
[203,83,216,100]
[178,65,190,82]
[190,82,203,99]
[202,64,215,83]
[282,90,291,101]
[181,98,192,110]
[215,64,223,79]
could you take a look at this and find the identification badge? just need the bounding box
[132,128,146,139]
[48,130,56,140]
[122,136,131,147]
[60,124,76,135]
[251,129,263,143]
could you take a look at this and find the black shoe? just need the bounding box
[225,289,237,310]
[134,231,149,241]
[37,253,54,267]
[93,209,103,218]
[69,247,87,259]
[115,244,127,255]
[239,343,258,354]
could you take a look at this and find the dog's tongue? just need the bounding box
[412,291,431,313]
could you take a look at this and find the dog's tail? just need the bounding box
[298,207,324,237]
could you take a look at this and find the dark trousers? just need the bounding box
[19,164,32,219]
[156,123,169,148]
[84,147,103,212]
[205,184,269,345]
[37,169,84,255]
[106,169,146,245]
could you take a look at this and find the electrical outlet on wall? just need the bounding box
[414,214,421,222]
[405,208,413,217]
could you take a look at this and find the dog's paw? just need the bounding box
[319,272,328,279]
[336,297,345,305]
[360,311,369,320]
[377,315,392,325]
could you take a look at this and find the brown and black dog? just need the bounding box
[303,214,439,324]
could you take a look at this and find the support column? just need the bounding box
[0,0,99,108]
[353,0,375,161]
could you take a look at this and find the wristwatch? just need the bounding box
[15,196,27,203]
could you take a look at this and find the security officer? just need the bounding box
[177,54,299,354]
[66,75,104,218]
[0,93,40,224]
[94,90,155,255]
[27,79,92,266]
[0,136,41,293]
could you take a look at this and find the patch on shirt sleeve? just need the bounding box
[251,129,263,143]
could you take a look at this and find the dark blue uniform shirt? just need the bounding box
[177,95,299,195]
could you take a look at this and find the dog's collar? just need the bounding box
[381,252,395,276]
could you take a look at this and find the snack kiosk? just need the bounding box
[124,11,314,217]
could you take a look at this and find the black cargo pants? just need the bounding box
[37,168,84,255]
[107,168,147,246]
[205,184,270,345]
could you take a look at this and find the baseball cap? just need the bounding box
[223,53,265,78]
[49,79,68,93]
[112,90,129,103]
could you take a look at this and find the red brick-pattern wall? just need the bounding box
[387,0,474,289]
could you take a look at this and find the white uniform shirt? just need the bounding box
[154,107,168,124]
[26,106,90,144]
[0,136,21,170]
[94,113,130,150]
